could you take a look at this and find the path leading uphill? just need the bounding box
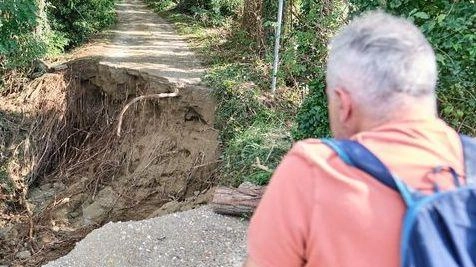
[43,0,248,266]
[100,0,205,86]
[72,0,205,86]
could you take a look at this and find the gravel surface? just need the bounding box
[44,206,248,267]
[100,0,205,85]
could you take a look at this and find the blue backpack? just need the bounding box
[322,135,476,267]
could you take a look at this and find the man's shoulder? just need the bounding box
[290,138,336,166]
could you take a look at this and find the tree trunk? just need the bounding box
[211,182,265,216]
[241,0,265,48]
[36,0,48,37]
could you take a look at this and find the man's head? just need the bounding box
[326,11,438,138]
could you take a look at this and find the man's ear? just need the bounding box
[334,88,352,123]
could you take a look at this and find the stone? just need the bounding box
[82,186,117,225]
[82,202,106,226]
[0,225,18,240]
[16,250,31,260]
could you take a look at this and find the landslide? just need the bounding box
[0,58,219,266]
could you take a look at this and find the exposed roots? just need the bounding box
[116,89,179,137]
[0,59,219,266]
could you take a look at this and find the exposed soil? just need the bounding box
[0,1,220,266]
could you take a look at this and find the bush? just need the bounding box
[204,63,296,185]
[293,76,331,140]
[146,0,243,25]
[48,0,117,49]
[0,0,46,68]
[290,0,347,139]
[176,0,243,15]
[222,121,291,186]
[206,64,272,142]
[145,0,177,12]
[0,0,117,71]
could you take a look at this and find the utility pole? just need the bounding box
[271,0,284,94]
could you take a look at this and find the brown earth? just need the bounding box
[0,0,220,266]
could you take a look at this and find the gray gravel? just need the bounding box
[44,206,249,267]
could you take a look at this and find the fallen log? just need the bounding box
[211,182,266,217]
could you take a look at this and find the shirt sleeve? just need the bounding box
[247,146,315,267]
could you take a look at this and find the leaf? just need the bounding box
[413,11,430,20]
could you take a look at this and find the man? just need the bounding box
[244,11,466,267]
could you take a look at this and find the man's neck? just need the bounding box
[358,99,437,133]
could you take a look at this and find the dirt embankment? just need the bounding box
[0,57,219,266]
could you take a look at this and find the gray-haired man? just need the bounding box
[244,11,466,267]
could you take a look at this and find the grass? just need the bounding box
[153,8,299,186]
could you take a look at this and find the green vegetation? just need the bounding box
[48,0,116,49]
[0,0,116,69]
[287,1,347,139]
[0,0,46,68]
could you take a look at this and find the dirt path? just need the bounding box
[100,0,204,85]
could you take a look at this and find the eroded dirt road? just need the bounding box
[0,0,248,266]
[40,0,248,266]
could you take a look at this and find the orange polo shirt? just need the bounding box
[247,119,465,267]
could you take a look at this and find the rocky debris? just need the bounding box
[28,182,66,211]
[44,206,249,267]
[81,186,118,226]
[0,225,18,241]
[147,189,212,219]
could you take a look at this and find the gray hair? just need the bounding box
[326,11,437,111]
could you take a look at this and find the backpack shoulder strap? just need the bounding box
[460,135,476,185]
[321,139,399,191]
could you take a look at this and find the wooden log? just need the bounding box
[211,182,266,217]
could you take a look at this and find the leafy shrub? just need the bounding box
[290,0,347,139]
[280,1,347,83]
[180,0,243,15]
[0,0,116,70]
[44,30,70,56]
[0,0,46,68]
[204,63,295,185]
[293,76,331,140]
[222,121,291,186]
[205,64,270,142]
[348,0,475,135]
[147,0,243,25]
[145,0,177,12]
[47,0,116,49]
